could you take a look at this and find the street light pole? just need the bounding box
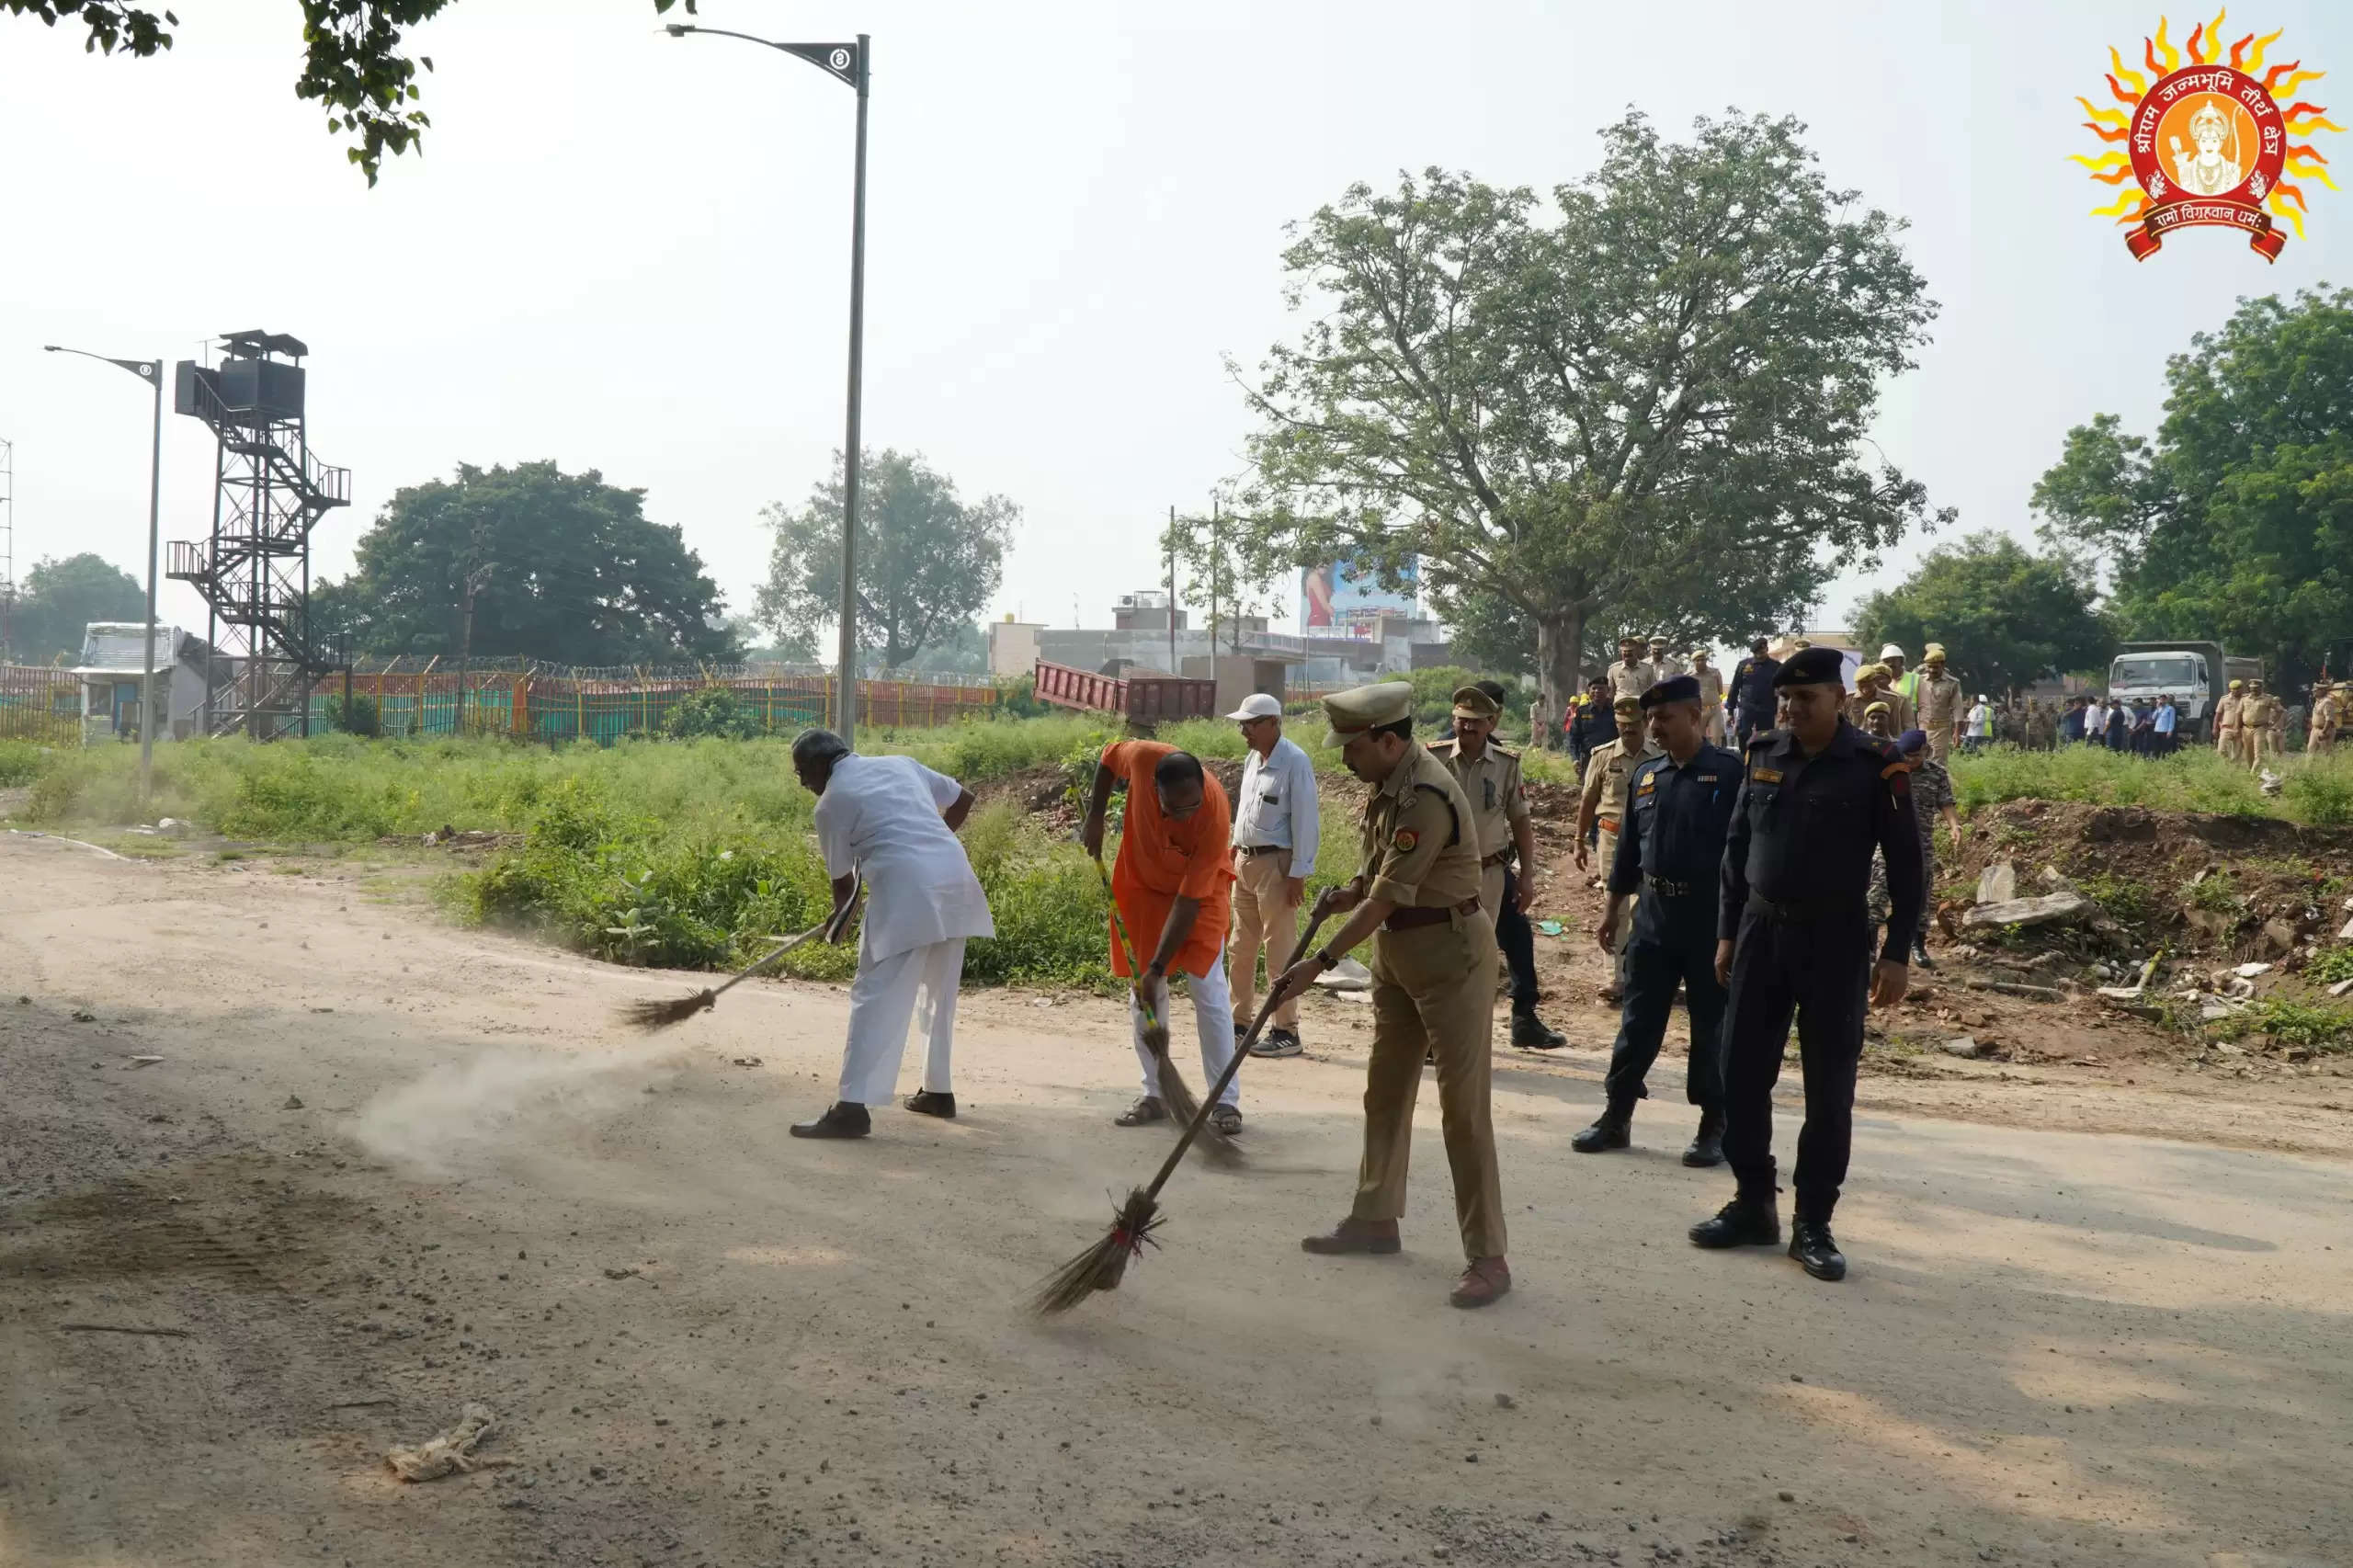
[665,25,871,749]
[43,345,165,807]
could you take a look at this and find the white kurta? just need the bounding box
[813,755,995,1107]
[814,756,995,961]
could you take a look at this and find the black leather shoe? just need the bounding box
[1790,1219,1847,1281]
[1681,1108,1724,1167]
[1570,1106,1631,1153]
[903,1090,956,1119]
[1509,1006,1566,1050]
[1912,937,1937,971]
[1688,1196,1780,1248]
[790,1101,871,1139]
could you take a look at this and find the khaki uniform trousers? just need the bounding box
[1228,849,1304,1030]
[1927,728,1954,765]
[2216,723,2239,760]
[1595,826,1636,991]
[1354,910,1507,1260]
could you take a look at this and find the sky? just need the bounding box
[2,0,2348,653]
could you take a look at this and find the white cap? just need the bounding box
[1225,693,1283,722]
[1879,642,1905,660]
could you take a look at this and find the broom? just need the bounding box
[1089,853,1207,1138]
[617,873,862,1030]
[1031,892,1339,1314]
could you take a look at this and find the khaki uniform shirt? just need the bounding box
[1608,659,1658,702]
[2245,695,2278,732]
[1427,738,1529,865]
[2216,693,2245,732]
[1358,745,1483,910]
[2312,695,2343,741]
[1649,653,1686,679]
[1578,734,1659,833]
[1691,665,1724,710]
[1848,687,1915,736]
[1915,672,1963,732]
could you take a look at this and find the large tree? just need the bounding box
[1159,501,1279,653]
[6,552,143,664]
[2033,288,2353,695]
[322,460,736,667]
[1231,113,1949,720]
[757,449,1018,674]
[1851,533,2112,696]
[4,0,696,183]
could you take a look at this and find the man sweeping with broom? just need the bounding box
[1266,682,1512,1309]
[785,728,995,1140]
[1080,741,1243,1137]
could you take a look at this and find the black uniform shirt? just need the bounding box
[1719,719,1923,961]
[1731,655,1781,728]
[1609,742,1744,934]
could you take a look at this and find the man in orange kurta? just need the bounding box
[1080,740,1241,1133]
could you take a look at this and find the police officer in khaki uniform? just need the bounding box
[1575,695,1659,1003]
[2312,680,2342,755]
[1267,681,1511,1310]
[1690,649,1727,744]
[2245,679,2280,769]
[2215,678,2245,760]
[1609,637,1658,703]
[1647,636,1685,679]
[1431,684,1565,1050]
[1914,645,1964,763]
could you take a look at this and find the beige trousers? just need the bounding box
[1354,912,1506,1260]
[1927,727,1955,765]
[1228,849,1303,1030]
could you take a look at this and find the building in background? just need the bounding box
[1302,552,1418,638]
[70,622,214,743]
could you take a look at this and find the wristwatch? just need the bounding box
[1313,948,1340,971]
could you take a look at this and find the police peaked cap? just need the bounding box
[1638,675,1703,710]
[1772,646,1848,688]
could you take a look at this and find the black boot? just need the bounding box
[1509,1004,1566,1051]
[1570,1102,1632,1153]
[1911,935,1937,971]
[1688,1193,1780,1248]
[790,1101,871,1139]
[1789,1218,1847,1281]
[1681,1108,1724,1167]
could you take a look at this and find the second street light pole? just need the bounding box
[665,24,870,747]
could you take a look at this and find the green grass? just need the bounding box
[1948,743,2353,826]
[2309,946,2353,986]
[0,740,51,788]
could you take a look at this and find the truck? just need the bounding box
[1032,658,1218,725]
[2105,642,2263,743]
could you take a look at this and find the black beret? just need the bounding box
[1772,646,1848,689]
[1639,675,1702,710]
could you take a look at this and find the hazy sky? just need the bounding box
[3,0,2347,650]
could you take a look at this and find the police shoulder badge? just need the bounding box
[1391,827,1419,853]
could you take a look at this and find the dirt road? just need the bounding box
[4,835,2349,1568]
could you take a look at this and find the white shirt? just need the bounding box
[1232,734,1319,878]
[1966,703,1994,738]
[813,755,995,963]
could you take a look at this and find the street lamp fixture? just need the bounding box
[43,343,165,806]
[666,24,870,748]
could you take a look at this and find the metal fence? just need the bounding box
[311,661,1000,744]
[0,664,80,744]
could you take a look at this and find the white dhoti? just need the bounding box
[838,937,967,1107]
[1131,957,1238,1108]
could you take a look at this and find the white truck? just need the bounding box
[2106,642,2263,743]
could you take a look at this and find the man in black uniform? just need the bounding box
[1728,638,1781,747]
[1689,645,1921,1283]
[1574,676,1742,1164]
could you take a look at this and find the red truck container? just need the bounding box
[1034,659,1217,723]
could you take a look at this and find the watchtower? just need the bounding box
[165,330,349,736]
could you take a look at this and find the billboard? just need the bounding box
[1302,552,1417,637]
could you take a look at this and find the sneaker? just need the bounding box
[1251,1028,1302,1058]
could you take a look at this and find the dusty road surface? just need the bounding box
[4,835,2350,1568]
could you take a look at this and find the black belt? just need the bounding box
[1644,874,1700,898]
[1479,849,1514,869]
[1383,897,1482,932]
[1745,892,1860,923]
[1234,844,1287,858]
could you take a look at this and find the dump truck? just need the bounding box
[1032,658,1217,725]
[2106,642,2263,742]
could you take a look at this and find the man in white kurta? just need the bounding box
[788,730,995,1140]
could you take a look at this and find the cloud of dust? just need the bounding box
[349,1039,684,1172]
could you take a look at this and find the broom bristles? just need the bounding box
[619,989,717,1030]
[1030,1188,1161,1314]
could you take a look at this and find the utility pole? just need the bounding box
[0,437,14,663]
[1165,504,1176,674]
[453,559,494,735]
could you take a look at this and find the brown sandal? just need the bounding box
[1209,1103,1243,1136]
[1114,1096,1166,1127]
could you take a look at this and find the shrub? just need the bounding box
[0,741,50,788]
[322,693,382,736]
[2283,760,2353,827]
[2249,999,2353,1052]
[2310,946,2353,985]
[659,685,761,741]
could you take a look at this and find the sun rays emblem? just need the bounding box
[2076,15,2340,261]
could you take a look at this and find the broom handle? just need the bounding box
[707,871,864,1002]
[1091,852,1165,1038]
[1136,892,1342,1201]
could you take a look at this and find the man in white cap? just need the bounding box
[1881,644,1915,706]
[1226,693,1320,1057]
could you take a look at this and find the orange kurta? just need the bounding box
[1103,740,1234,980]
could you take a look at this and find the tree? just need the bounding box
[1851,533,2112,696]
[757,449,1018,674]
[322,461,737,667]
[3,0,696,184]
[1229,113,1949,722]
[1160,500,1279,653]
[7,552,143,663]
[2033,287,2353,695]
